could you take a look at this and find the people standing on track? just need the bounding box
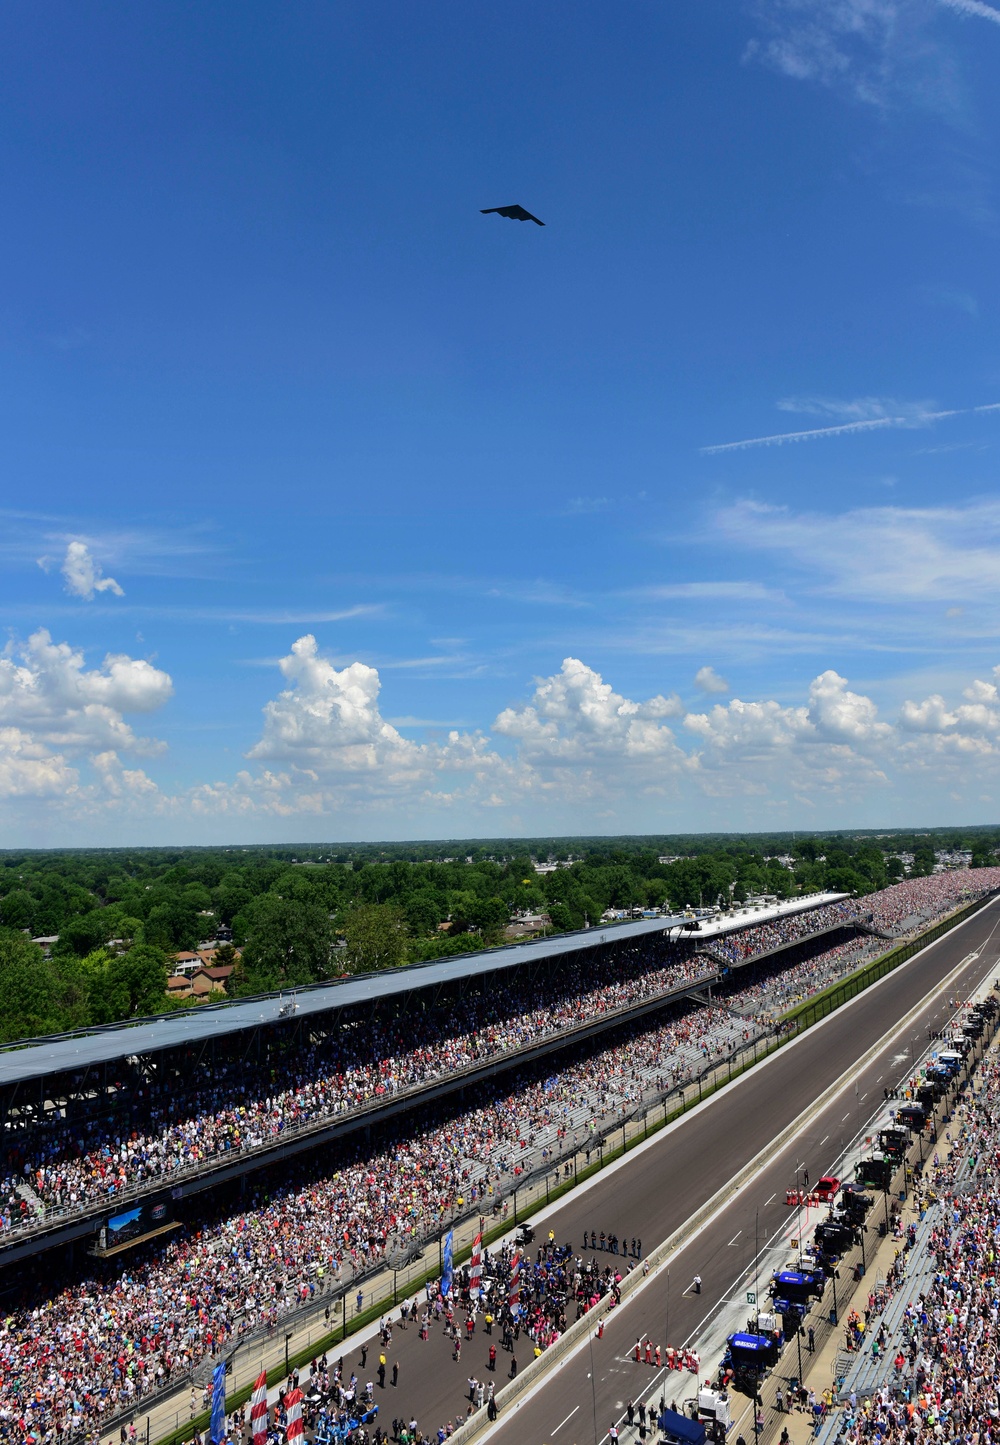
[692,1274,702,1294]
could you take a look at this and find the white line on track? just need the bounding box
[727,1231,742,1246]
[818,1135,828,1146]
[764,1193,776,1206]
[553,1406,579,1433]
[842,1112,851,1121]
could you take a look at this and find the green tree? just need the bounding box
[239,894,334,991]
[0,933,69,1042]
[341,902,407,974]
[0,888,35,932]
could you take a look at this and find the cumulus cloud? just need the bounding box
[683,670,892,799]
[58,540,124,600]
[900,666,1000,744]
[0,728,78,799]
[247,633,428,777]
[19,630,1000,831]
[494,658,685,766]
[694,665,729,694]
[0,630,172,800]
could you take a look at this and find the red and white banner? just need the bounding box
[251,1371,268,1445]
[285,1388,304,1445]
[469,1232,483,1293]
[508,1252,521,1311]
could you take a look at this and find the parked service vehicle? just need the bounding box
[722,1332,778,1389]
[878,1126,909,1158]
[856,1156,894,1190]
[813,1175,840,1202]
[695,1387,731,1436]
[771,1268,824,1317]
[896,1103,927,1130]
[814,1219,855,1257]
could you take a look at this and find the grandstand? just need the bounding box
[0,894,852,1264]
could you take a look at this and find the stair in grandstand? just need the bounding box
[832,1351,855,1392]
[856,921,895,940]
[15,1181,44,1218]
[696,946,731,969]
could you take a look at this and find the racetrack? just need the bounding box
[358,898,1000,1444]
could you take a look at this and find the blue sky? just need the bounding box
[3,0,1000,845]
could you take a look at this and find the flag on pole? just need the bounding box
[250,1371,268,1445]
[469,1232,483,1295]
[442,1229,454,1297]
[209,1362,227,1445]
[508,1251,521,1311]
[285,1387,304,1445]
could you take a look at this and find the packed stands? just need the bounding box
[823,1030,1000,1445]
[0,993,760,1443]
[0,942,711,1223]
[0,870,998,1442]
[3,873,998,1238]
[702,899,860,967]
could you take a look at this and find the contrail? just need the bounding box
[939,0,1000,25]
[701,401,1000,455]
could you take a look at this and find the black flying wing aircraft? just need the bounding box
[480,204,545,226]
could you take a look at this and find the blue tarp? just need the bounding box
[728,1332,770,1353]
[657,1409,706,1445]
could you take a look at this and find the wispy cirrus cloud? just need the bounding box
[939,0,1000,26]
[743,0,961,112]
[628,581,784,602]
[701,398,1000,453]
[715,496,1000,604]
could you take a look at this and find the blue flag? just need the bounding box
[210,1361,228,1445]
[442,1229,454,1297]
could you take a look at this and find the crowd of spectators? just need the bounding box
[1,942,715,1225]
[2,871,1000,1443]
[9,870,995,1234]
[0,987,768,1444]
[828,1031,1000,1445]
[856,869,1000,935]
[702,900,860,967]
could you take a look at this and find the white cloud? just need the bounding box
[632,582,781,602]
[58,540,124,600]
[939,0,1000,27]
[494,658,686,767]
[743,0,966,113]
[715,497,1000,604]
[20,630,1000,833]
[900,666,1000,745]
[776,396,899,420]
[0,631,173,799]
[898,693,958,731]
[694,665,729,694]
[0,728,78,799]
[681,670,893,800]
[215,647,692,818]
[247,634,428,777]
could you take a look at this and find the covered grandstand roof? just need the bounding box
[0,892,845,1087]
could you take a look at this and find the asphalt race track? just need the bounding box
[333,902,1000,1443]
